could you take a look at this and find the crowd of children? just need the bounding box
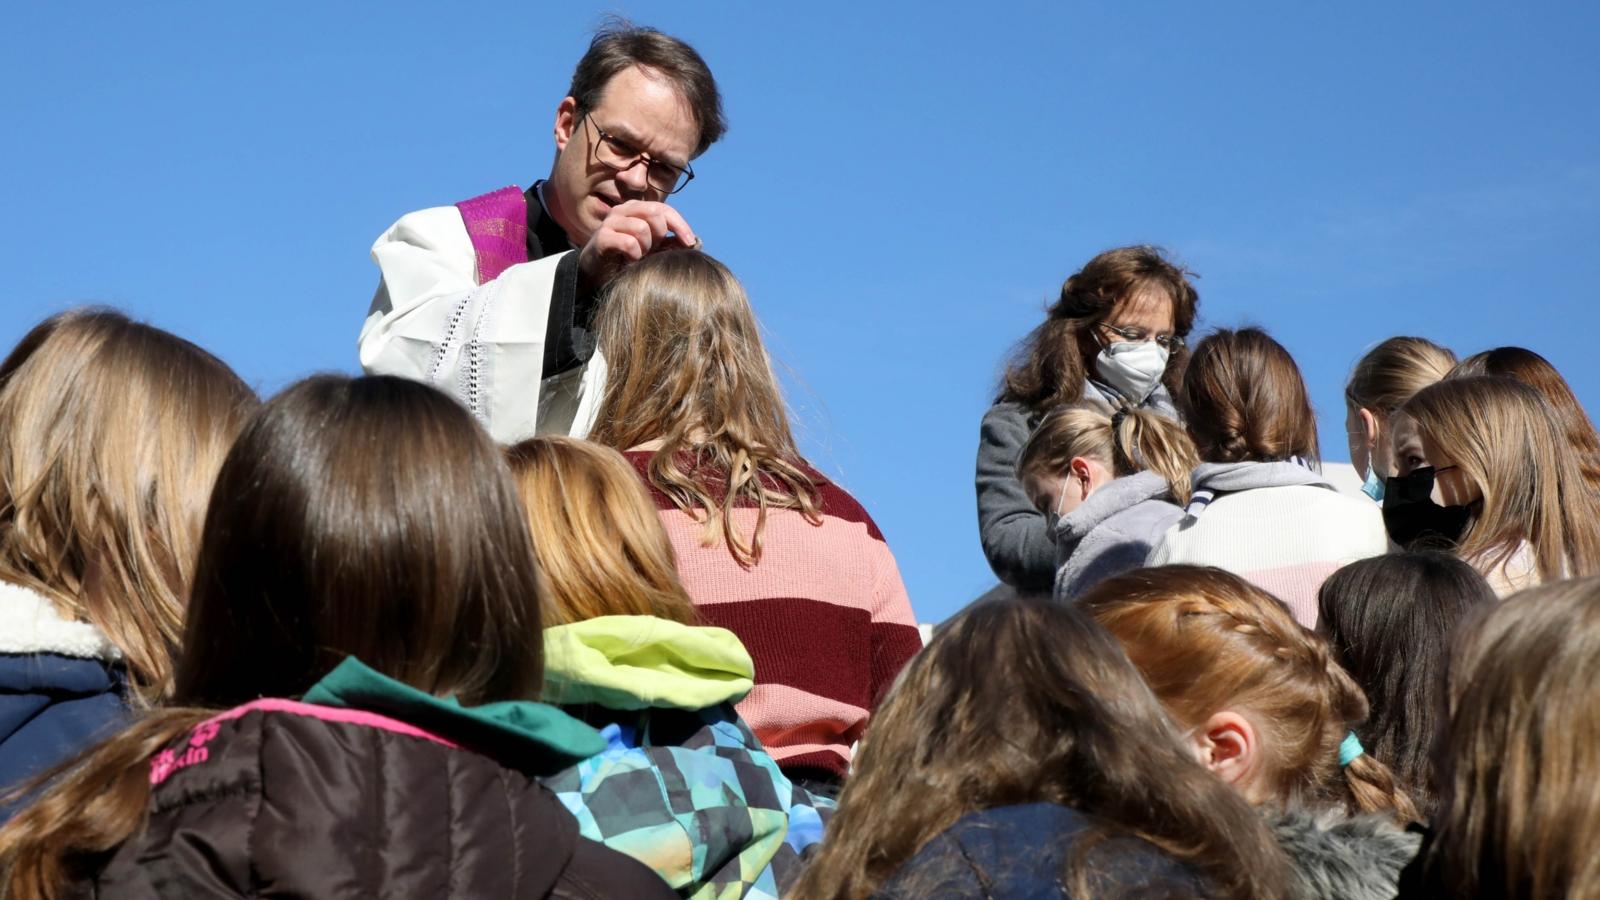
[4,23,1600,900]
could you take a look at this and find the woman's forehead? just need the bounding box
[1108,287,1174,323]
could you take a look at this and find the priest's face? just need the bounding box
[547,65,700,246]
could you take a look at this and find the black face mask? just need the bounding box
[1382,466,1472,549]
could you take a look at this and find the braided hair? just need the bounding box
[1082,565,1418,823]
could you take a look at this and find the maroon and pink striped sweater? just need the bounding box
[624,451,922,779]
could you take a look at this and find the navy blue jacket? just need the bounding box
[0,583,129,821]
[875,802,1209,899]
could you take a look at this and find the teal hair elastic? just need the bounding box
[1339,732,1365,767]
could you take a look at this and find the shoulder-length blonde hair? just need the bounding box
[588,250,820,567]
[0,309,256,700]
[1401,375,1600,583]
[1418,576,1600,898]
[1017,404,1198,506]
[505,436,696,625]
[1083,566,1419,824]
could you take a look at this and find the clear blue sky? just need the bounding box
[3,3,1596,622]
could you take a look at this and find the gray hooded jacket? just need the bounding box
[975,383,1177,591]
[1051,471,1185,601]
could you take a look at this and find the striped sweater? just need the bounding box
[624,451,922,780]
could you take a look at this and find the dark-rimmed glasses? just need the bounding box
[586,116,695,194]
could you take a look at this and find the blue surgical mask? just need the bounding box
[1360,463,1386,502]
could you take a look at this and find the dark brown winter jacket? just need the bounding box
[73,700,676,898]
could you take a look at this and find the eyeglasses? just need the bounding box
[585,116,695,194]
[1097,321,1184,351]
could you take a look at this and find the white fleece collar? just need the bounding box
[0,580,122,660]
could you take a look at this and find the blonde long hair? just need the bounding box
[505,436,697,625]
[1401,375,1600,583]
[1417,576,1600,898]
[788,595,1292,900]
[1017,404,1198,506]
[1452,346,1600,497]
[1083,566,1419,824]
[0,310,256,700]
[1345,336,1457,416]
[588,251,820,567]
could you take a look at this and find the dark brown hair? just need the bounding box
[1452,346,1600,497]
[568,19,725,157]
[788,595,1293,900]
[1415,576,1600,898]
[0,375,547,896]
[1316,551,1496,818]
[1180,327,1320,464]
[1085,566,1419,824]
[998,246,1199,415]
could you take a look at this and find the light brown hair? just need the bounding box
[998,245,1198,415]
[1016,404,1199,507]
[1401,375,1600,584]
[1180,327,1320,465]
[505,436,697,626]
[1344,336,1457,415]
[0,375,547,896]
[1083,566,1419,824]
[1416,576,1600,898]
[788,595,1292,900]
[0,309,256,701]
[568,19,725,157]
[588,250,821,567]
[1452,346,1600,497]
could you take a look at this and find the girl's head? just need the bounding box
[1316,551,1496,817]
[1420,576,1600,898]
[588,250,820,566]
[790,595,1290,900]
[1083,565,1418,823]
[1395,375,1600,581]
[504,436,696,626]
[1344,337,1456,482]
[999,246,1199,413]
[1179,327,1319,465]
[1015,404,1198,516]
[1452,346,1600,495]
[0,309,257,699]
[175,375,545,708]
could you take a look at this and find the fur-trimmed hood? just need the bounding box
[0,580,119,660]
[1270,807,1421,900]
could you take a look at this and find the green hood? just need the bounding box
[303,657,606,774]
[541,615,754,711]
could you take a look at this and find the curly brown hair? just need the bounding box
[998,245,1199,414]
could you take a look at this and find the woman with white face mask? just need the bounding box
[977,246,1198,592]
[1342,337,1456,503]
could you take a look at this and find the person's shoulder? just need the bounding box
[980,401,1034,436]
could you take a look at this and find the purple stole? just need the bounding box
[454,185,530,284]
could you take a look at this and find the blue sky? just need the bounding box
[3,3,1596,622]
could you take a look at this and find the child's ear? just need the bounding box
[1069,457,1094,486]
[1191,710,1262,797]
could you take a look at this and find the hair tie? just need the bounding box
[1110,409,1129,431]
[1339,732,1364,768]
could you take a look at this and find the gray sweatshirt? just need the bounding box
[1051,471,1185,600]
[974,383,1177,590]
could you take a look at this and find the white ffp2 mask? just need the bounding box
[1094,340,1170,405]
